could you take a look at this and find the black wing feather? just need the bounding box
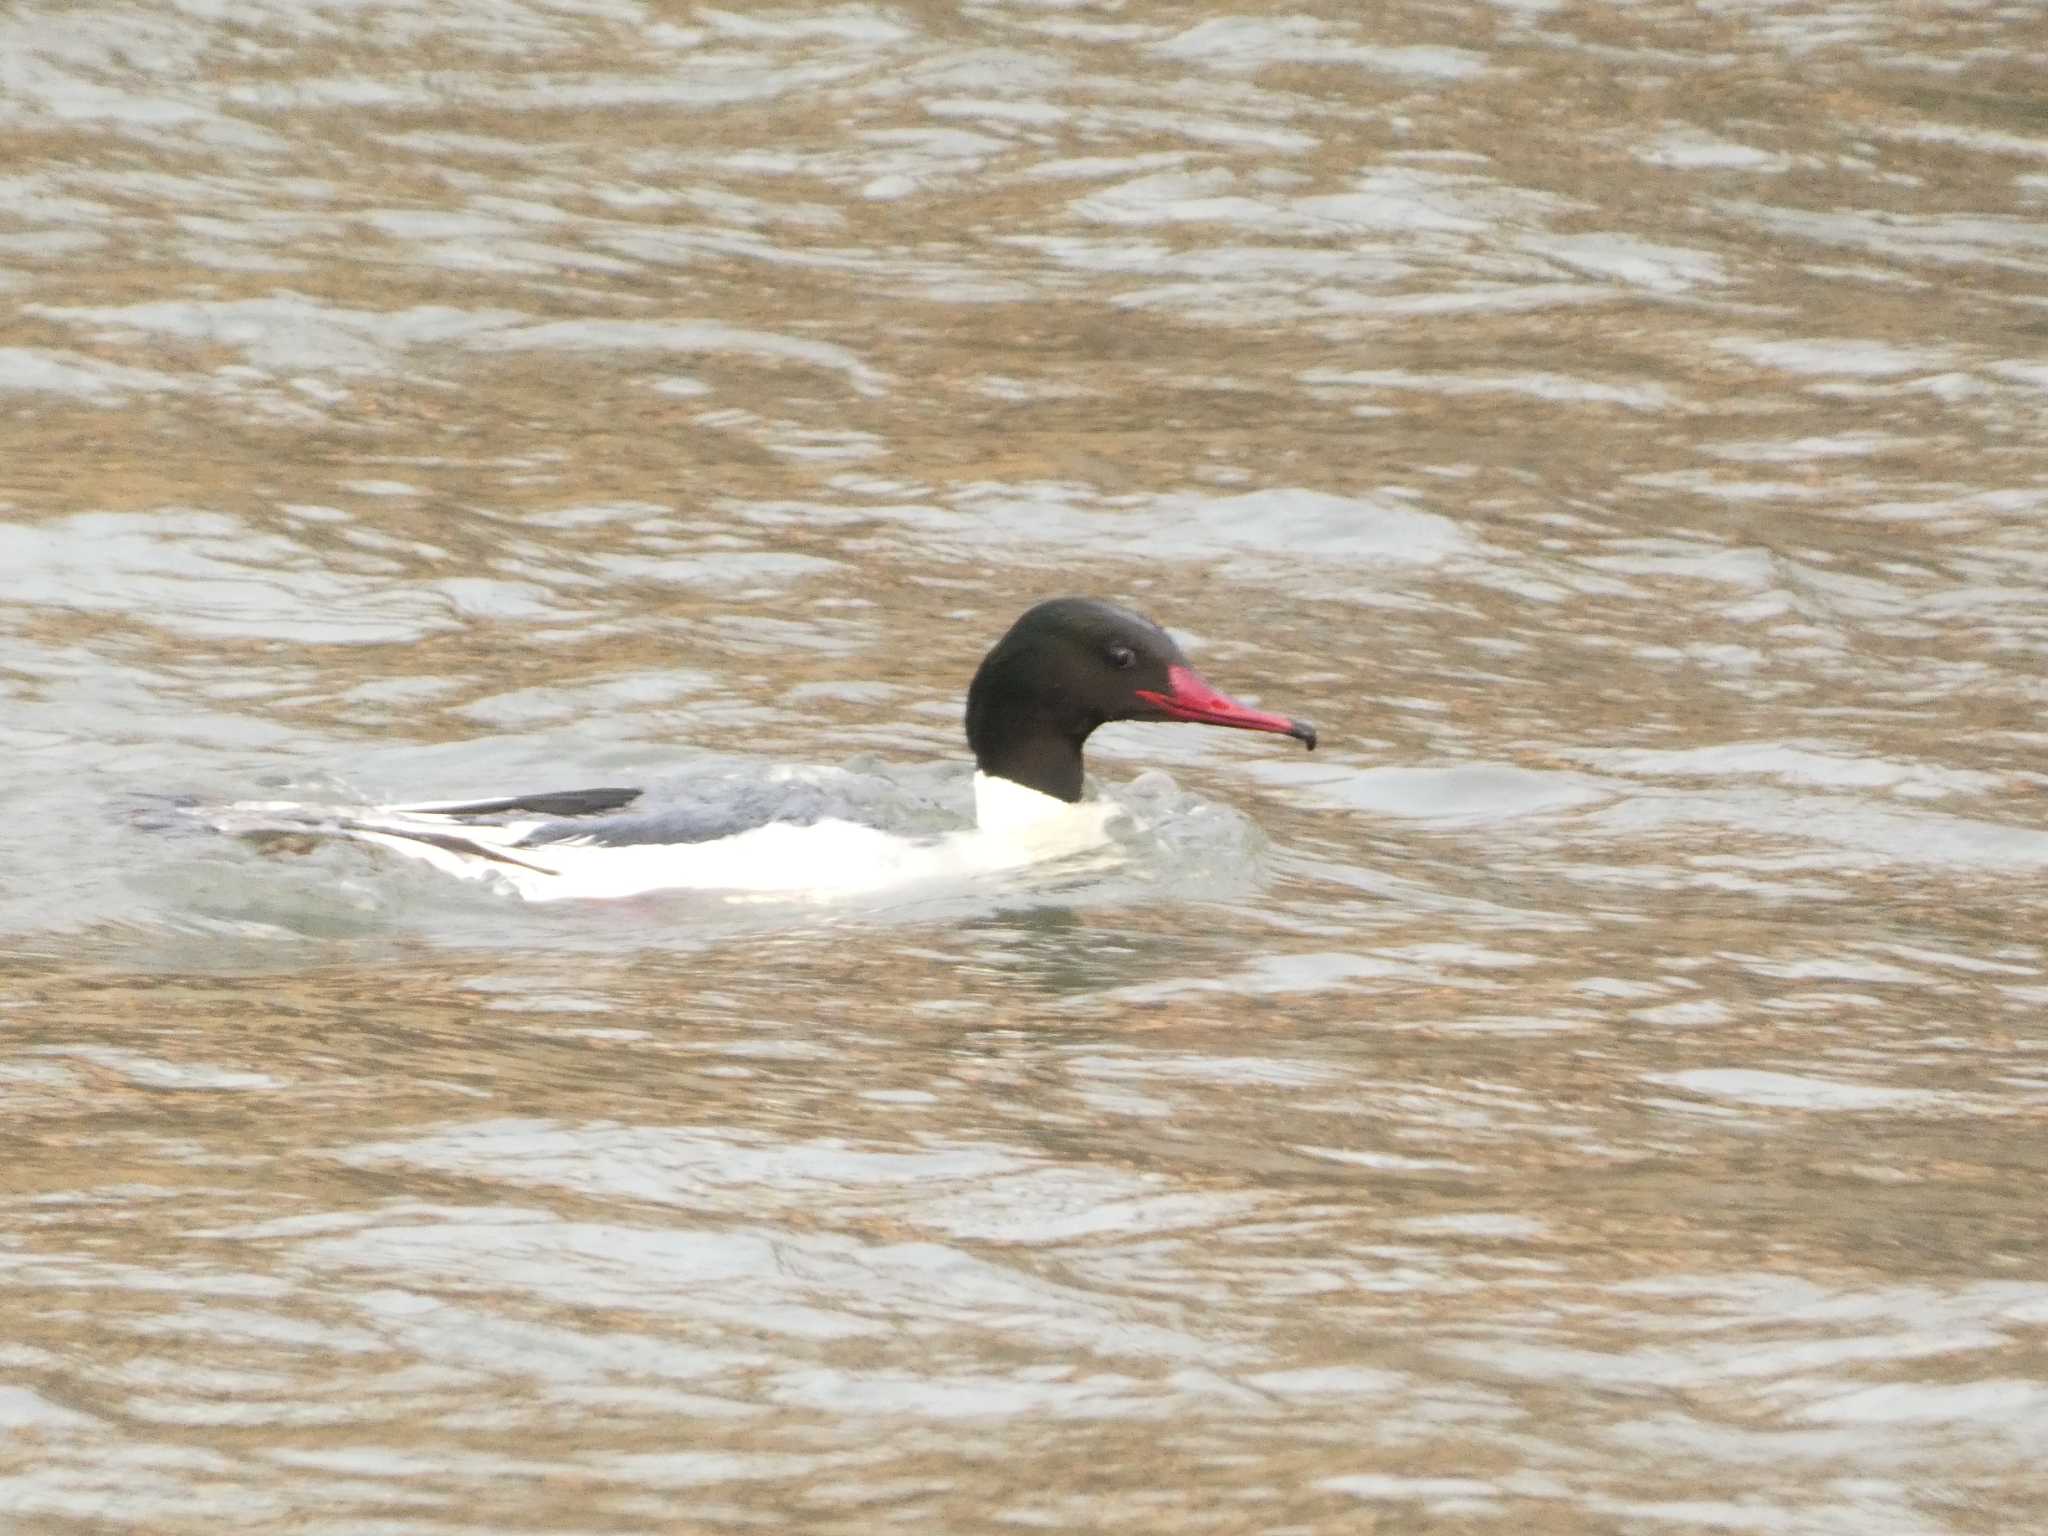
[416,787,643,820]
[340,820,562,874]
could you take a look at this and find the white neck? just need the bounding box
[973,771,1080,836]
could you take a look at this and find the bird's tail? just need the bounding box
[138,785,642,884]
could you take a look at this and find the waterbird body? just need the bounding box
[189,598,1317,901]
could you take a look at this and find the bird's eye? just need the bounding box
[1107,645,1136,670]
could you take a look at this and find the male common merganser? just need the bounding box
[193,598,1316,901]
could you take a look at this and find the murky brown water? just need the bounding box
[5,1,2048,1530]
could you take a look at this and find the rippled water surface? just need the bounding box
[6,1,2048,1530]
